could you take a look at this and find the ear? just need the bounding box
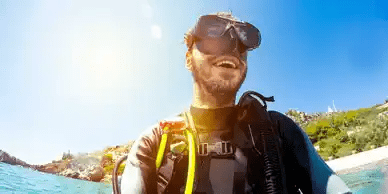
[185,50,193,71]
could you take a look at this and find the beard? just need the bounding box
[191,62,247,98]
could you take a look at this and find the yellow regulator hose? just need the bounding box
[155,126,169,169]
[185,129,196,194]
[156,112,196,194]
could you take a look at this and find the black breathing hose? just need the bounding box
[261,131,283,194]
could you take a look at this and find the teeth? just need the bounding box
[214,60,236,68]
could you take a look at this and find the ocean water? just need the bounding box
[0,162,112,194]
[0,162,386,193]
[338,167,387,194]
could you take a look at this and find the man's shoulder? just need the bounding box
[130,116,186,149]
[138,116,185,136]
[266,110,306,138]
[127,117,186,166]
[267,110,295,124]
[267,110,286,118]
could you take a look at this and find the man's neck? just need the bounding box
[192,84,236,109]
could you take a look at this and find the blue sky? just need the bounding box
[1,0,388,164]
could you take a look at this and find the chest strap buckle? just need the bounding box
[198,141,233,156]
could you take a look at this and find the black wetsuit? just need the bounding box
[120,106,340,193]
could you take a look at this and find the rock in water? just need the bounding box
[89,166,104,182]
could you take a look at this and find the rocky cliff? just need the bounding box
[0,140,134,184]
[0,150,37,169]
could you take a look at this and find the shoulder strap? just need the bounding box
[237,91,288,194]
[157,152,183,193]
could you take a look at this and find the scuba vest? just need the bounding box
[112,91,290,194]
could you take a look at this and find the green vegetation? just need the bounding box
[101,142,134,181]
[287,104,388,161]
[103,163,126,175]
[104,153,113,161]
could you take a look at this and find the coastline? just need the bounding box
[326,145,388,175]
[0,145,131,184]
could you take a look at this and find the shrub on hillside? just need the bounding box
[103,162,125,175]
[303,105,388,160]
[104,153,113,161]
[305,117,341,143]
[316,138,341,160]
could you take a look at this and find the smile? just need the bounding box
[213,60,237,69]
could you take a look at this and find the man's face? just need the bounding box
[187,39,248,97]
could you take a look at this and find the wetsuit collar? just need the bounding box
[190,106,238,132]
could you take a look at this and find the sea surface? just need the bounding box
[0,162,112,194]
[0,161,386,193]
[338,166,387,194]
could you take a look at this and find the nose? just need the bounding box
[226,26,238,40]
[229,36,243,58]
[219,28,241,56]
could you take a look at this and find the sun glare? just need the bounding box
[70,24,133,104]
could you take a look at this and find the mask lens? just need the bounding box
[195,36,246,55]
[195,16,227,38]
[195,38,228,55]
[235,24,261,50]
[192,15,261,51]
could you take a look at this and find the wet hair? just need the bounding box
[184,11,241,51]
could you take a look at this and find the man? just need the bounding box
[118,12,352,193]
